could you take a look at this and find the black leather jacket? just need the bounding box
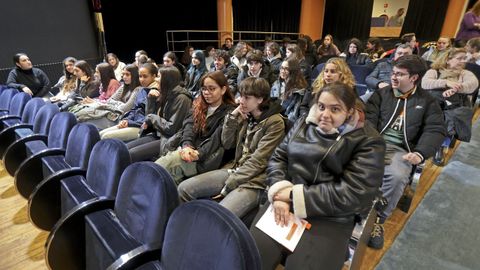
[267,116,386,222]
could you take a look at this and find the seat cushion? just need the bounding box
[41,155,70,179]
[85,210,142,270]
[14,127,34,139]
[24,140,48,157]
[60,176,96,215]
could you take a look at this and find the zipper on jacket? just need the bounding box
[313,135,342,184]
[402,99,412,152]
[379,99,401,134]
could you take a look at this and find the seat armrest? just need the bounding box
[107,242,163,270]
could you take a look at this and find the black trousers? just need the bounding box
[250,202,354,270]
[126,135,161,162]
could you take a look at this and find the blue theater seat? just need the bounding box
[0,89,18,115]
[349,64,374,97]
[107,200,261,270]
[27,123,100,229]
[29,139,130,231]
[0,92,30,126]
[3,112,76,176]
[0,103,58,157]
[46,162,176,270]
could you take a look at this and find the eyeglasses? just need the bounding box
[201,86,219,93]
[391,72,409,78]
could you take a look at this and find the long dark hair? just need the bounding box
[75,60,95,82]
[157,67,182,116]
[13,53,28,66]
[281,58,308,101]
[193,71,235,133]
[97,62,118,90]
[314,82,363,112]
[122,64,140,99]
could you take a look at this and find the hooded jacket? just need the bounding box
[221,100,286,192]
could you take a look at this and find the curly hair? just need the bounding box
[312,57,356,93]
[192,71,235,134]
[431,48,467,70]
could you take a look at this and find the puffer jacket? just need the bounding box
[221,100,286,192]
[366,85,446,159]
[122,81,159,127]
[365,59,393,90]
[267,107,386,222]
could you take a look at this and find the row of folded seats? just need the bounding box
[0,89,261,270]
[0,73,416,269]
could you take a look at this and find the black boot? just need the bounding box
[433,147,445,166]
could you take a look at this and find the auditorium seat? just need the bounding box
[0,103,58,157]
[29,139,130,231]
[107,200,261,270]
[26,123,100,229]
[311,63,325,85]
[0,92,29,123]
[349,64,373,97]
[3,112,76,176]
[46,162,177,270]
[60,138,131,215]
[0,88,18,115]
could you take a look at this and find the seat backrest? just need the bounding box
[115,162,178,246]
[85,139,131,198]
[160,200,261,270]
[65,123,100,169]
[7,92,31,117]
[21,98,46,124]
[0,89,18,111]
[47,112,77,149]
[32,103,59,134]
[350,65,374,85]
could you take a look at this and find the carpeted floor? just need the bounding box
[377,119,480,270]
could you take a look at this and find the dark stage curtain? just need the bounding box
[322,0,374,44]
[232,0,301,45]
[401,0,449,41]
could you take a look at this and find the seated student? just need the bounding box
[99,63,159,141]
[231,42,248,70]
[421,37,451,63]
[365,37,385,62]
[180,46,194,67]
[89,62,120,102]
[133,50,148,67]
[402,33,420,55]
[238,50,275,87]
[221,37,234,55]
[163,51,186,81]
[250,82,385,270]
[50,57,77,103]
[107,53,126,81]
[126,67,192,162]
[271,58,308,124]
[339,38,372,66]
[177,77,285,217]
[7,53,51,97]
[184,50,208,98]
[212,50,239,96]
[421,48,478,165]
[316,34,341,59]
[265,42,283,77]
[366,55,446,249]
[465,37,480,65]
[155,71,236,184]
[205,46,216,71]
[60,60,100,111]
[286,44,312,84]
[76,64,142,130]
[365,44,413,93]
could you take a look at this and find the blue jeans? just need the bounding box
[178,169,261,218]
[378,144,413,219]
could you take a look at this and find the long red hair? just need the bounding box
[193,71,235,134]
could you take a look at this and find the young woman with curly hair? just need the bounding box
[155,70,236,184]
